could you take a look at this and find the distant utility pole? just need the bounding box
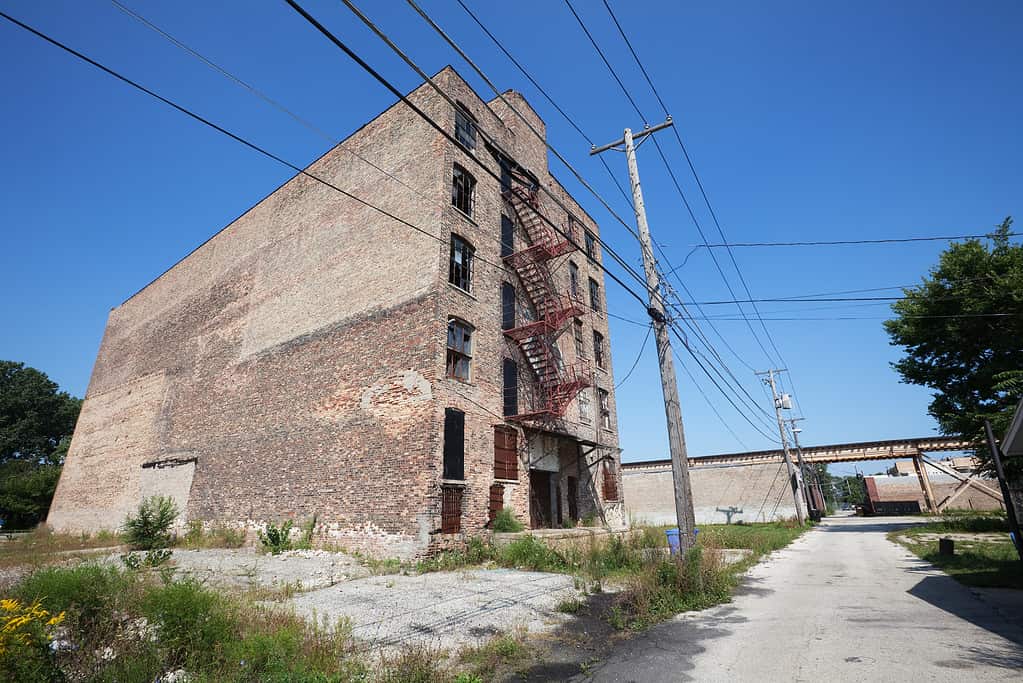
[757,369,806,525]
[591,117,697,549]
[787,419,817,516]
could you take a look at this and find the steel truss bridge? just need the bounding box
[623,436,973,470]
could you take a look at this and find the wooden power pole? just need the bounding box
[591,118,697,549]
[758,369,806,525]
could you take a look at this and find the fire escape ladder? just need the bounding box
[502,183,592,423]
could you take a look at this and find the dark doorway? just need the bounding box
[530,470,554,528]
[567,476,579,522]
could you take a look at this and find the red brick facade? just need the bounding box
[48,68,624,558]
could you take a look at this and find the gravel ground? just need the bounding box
[165,548,372,590]
[288,568,584,649]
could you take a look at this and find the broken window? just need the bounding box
[589,278,601,313]
[598,388,612,429]
[442,485,463,533]
[449,234,474,292]
[494,426,518,480]
[569,261,579,297]
[446,319,473,382]
[602,462,620,501]
[502,282,516,330]
[452,164,476,216]
[503,359,518,417]
[573,319,585,358]
[593,331,606,369]
[454,102,476,150]
[501,214,514,257]
[579,389,592,424]
[567,214,579,241]
[585,230,597,261]
[443,408,465,481]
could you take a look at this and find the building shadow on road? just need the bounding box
[508,575,774,682]
[906,573,1023,670]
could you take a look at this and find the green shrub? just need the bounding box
[121,548,172,570]
[498,535,569,572]
[491,508,525,533]
[123,496,178,550]
[141,578,237,667]
[259,520,294,555]
[15,563,130,630]
[378,643,444,682]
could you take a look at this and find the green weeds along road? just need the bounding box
[0,522,806,682]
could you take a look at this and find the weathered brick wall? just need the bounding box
[50,67,624,556]
[623,462,800,525]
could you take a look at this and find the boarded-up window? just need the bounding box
[602,463,620,501]
[501,215,514,257]
[502,283,516,331]
[489,483,505,526]
[503,359,518,417]
[494,426,518,480]
[442,486,463,534]
[443,408,465,480]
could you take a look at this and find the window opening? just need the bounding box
[442,485,463,533]
[503,359,518,417]
[585,230,597,261]
[502,283,516,330]
[443,408,465,480]
[569,261,579,297]
[449,234,474,292]
[494,426,518,480]
[452,164,476,216]
[589,278,601,312]
[454,102,476,150]
[602,462,620,501]
[593,331,606,369]
[573,319,585,358]
[579,389,592,424]
[446,319,473,381]
[599,388,612,429]
[501,215,514,258]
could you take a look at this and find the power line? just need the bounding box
[681,313,1016,321]
[108,0,429,203]
[598,0,797,375]
[327,0,656,304]
[342,0,781,440]
[566,0,783,370]
[614,324,652,389]
[692,232,1021,248]
[455,0,767,404]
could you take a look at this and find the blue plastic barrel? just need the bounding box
[665,528,681,555]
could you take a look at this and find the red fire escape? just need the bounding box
[502,175,592,423]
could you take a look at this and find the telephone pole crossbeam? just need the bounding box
[592,118,697,550]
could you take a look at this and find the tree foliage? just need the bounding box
[884,218,1023,473]
[0,361,81,466]
[0,361,82,528]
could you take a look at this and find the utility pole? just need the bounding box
[787,419,816,517]
[757,369,805,524]
[591,117,697,549]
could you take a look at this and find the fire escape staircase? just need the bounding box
[502,184,592,422]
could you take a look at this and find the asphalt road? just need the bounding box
[582,515,1023,682]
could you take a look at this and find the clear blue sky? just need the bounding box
[1,1,1020,476]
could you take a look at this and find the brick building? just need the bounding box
[47,67,625,558]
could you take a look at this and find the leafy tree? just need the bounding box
[0,361,82,528]
[884,218,1023,474]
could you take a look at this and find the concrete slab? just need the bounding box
[288,568,582,649]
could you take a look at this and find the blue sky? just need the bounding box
[1,1,1020,476]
